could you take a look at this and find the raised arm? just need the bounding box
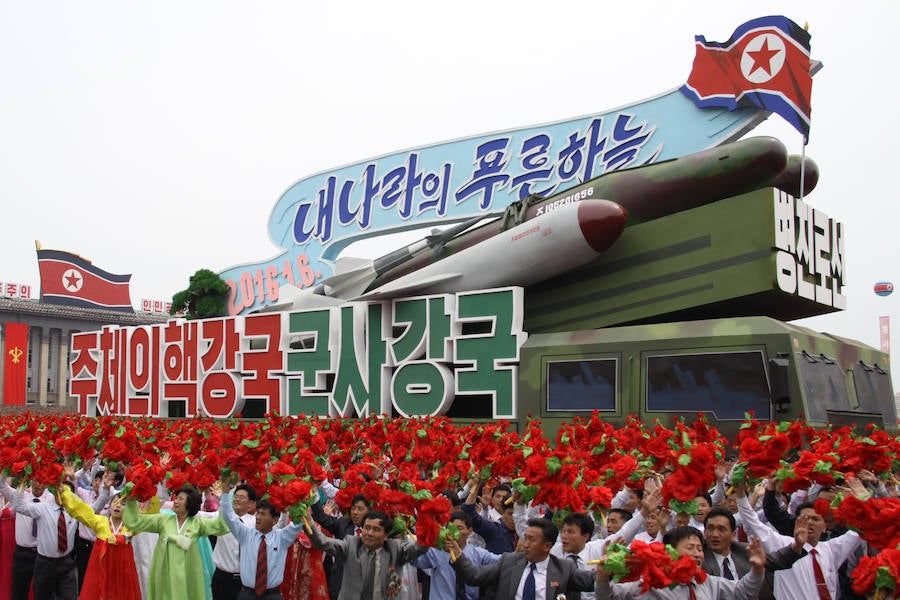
[734,483,792,553]
[304,505,349,560]
[60,487,111,539]
[122,497,164,534]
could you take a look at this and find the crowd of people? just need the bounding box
[0,412,899,599]
[0,453,898,599]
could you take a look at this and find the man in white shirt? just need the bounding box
[702,506,806,599]
[212,484,258,600]
[220,485,303,600]
[735,482,863,600]
[12,481,80,600]
[0,477,55,598]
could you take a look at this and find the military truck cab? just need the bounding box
[518,316,897,440]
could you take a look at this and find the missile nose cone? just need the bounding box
[578,199,628,253]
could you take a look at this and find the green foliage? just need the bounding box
[170,268,229,319]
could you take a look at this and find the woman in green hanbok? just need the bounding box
[123,487,228,600]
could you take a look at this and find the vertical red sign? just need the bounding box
[3,322,29,405]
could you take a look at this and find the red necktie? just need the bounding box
[687,583,697,600]
[810,548,832,600]
[355,526,362,536]
[57,509,68,553]
[255,536,268,595]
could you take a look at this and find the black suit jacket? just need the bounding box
[453,551,594,600]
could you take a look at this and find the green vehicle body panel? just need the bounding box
[517,316,896,442]
[525,187,837,333]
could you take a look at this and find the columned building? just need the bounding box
[0,297,168,411]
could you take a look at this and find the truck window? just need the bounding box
[546,358,617,412]
[645,351,771,420]
[794,351,851,422]
[851,361,897,419]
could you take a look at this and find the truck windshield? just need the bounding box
[794,351,851,422]
[851,361,897,421]
[645,351,771,420]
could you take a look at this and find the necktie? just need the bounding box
[31,498,40,537]
[810,548,832,600]
[372,548,383,600]
[255,535,268,596]
[687,583,697,600]
[522,562,536,600]
[57,508,67,553]
[721,556,734,580]
[569,554,581,567]
[355,526,362,536]
[456,568,468,600]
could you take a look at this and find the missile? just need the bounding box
[267,199,627,310]
[363,136,807,288]
[356,199,627,300]
[264,135,811,312]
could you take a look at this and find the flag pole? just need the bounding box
[799,137,807,203]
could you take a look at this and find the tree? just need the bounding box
[170,268,229,319]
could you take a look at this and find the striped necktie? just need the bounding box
[57,508,67,553]
[255,535,268,595]
[810,549,832,600]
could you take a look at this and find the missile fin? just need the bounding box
[354,272,463,301]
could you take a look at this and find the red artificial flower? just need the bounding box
[282,479,314,507]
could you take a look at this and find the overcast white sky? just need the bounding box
[2,1,899,384]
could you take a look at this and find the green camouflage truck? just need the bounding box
[517,316,896,441]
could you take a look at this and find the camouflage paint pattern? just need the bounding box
[525,187,833,333]
[517,316,896,441]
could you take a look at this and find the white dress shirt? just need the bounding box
[737,495,862,599]
[713,552,737,579]
[220,491,303,589]
[12,490,78,558]
[515,555,549,600]
[0,481,53,547]
[212,510,256,573]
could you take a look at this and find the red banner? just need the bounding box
[3,322,29,405]
[880,316,891,354]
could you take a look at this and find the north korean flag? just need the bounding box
[37,248,134,312]
[680,16,812,140]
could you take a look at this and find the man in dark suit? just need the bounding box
[448,517,595,600]
[702,507,806,600]
[311,492,371,599]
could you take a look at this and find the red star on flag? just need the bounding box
[64,271,82,290]
[746,38,781,77]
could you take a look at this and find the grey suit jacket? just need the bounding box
[453,550,594,600]
[308,525,427,600]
